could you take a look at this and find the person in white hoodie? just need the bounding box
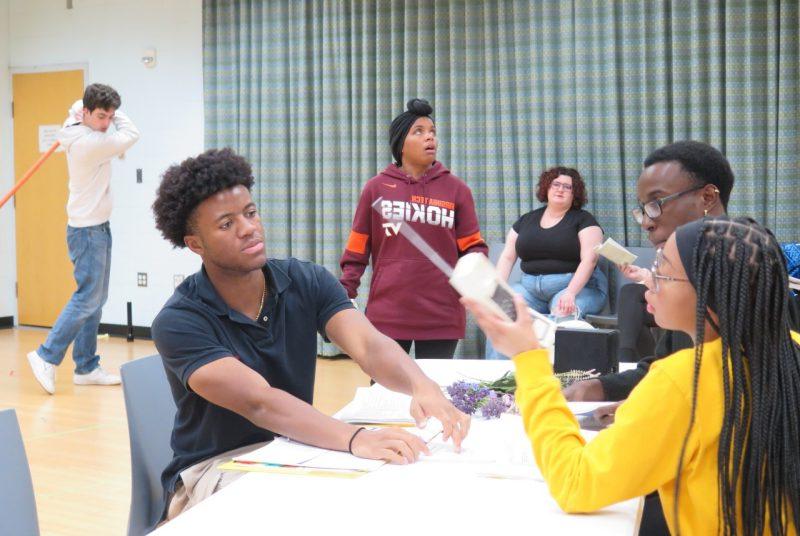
[27,83,140,394]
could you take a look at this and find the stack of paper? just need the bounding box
[233,437,386,472]
[225,421,443,477]
[335,385,415,425]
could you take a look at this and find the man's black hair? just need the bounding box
[153,148,255,248]
[643,140,735,208]
[82,83,121,112]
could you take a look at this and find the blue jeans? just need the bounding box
[38,223,112,374]
[484,267,608,360]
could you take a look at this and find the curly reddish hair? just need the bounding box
[535,166,587,209]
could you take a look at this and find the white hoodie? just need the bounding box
[57,100,140,227]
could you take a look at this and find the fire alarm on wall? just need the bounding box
[142,48,157,68]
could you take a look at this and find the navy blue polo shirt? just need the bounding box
[151,258,353,495]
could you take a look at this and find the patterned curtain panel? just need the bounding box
[203,0,799,358]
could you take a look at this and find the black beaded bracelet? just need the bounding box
[348,427,366,454]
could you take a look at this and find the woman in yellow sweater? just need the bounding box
[464,216,800,535]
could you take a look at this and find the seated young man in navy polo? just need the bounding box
[151,148,471,524]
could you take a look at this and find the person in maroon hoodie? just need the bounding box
[340,98,487,359]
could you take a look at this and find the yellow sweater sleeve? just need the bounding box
[513,349,696,513]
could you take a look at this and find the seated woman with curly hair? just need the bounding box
[486,166,608,360]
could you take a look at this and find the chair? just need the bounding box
[121,355,177,536]
[585,246,656,328]
[0,409,40,536]
[487,241,523,286]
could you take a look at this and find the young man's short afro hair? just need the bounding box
[153,148,255,248]
[643,140,735,209]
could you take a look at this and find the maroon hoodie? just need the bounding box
[340,161,487,340]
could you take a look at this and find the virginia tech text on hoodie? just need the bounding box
[340,161,487,340]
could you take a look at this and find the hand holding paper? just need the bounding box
[409,380,471,452]
[619,264,651,284]
[594,238,637,266]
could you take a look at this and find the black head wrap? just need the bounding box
[674,217,711,289]
[675,215,739,291]
[389,98,434,165]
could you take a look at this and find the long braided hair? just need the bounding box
[672,217,800,535]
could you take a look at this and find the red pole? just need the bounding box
[0,140,61,210]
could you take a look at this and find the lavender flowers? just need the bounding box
[479,392,516,419]
[446,381,491,415]
[446,380,516,419]
[446,369,598,419]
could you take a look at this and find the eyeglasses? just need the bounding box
[632,185,704,224]
[550,181,573,192]
[650,248,690,293]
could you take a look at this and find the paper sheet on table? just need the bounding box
[566,401,616,416]
[235,437,382,471]
[234,422,442,472]
[568,402,618,432]
[420,415,541,479]
[335,385,415,425]
[419,414,599,481]
[217,461,365,479]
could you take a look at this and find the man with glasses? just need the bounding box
[632,184,707,225]
[563,140,734,536]
[565,140,733,404]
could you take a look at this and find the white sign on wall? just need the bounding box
[38,125,65,153]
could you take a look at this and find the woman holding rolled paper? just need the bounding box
[339,98,487,359]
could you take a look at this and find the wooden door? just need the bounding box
[13,70,84,326]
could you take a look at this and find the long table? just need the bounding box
[151,359,642,535]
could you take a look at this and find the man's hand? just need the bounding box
[593,401,622,427]
[350,427,430,464]
[562,378,605,401]
[409,381,471,452]
[67,99,84,124]
[618,264,650,284]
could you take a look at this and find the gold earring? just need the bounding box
[704,209,708,216]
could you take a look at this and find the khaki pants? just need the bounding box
[163,442,269,524]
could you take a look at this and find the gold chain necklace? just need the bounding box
[254,276,267,321]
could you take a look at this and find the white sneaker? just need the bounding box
[27,350,56,395]
[73,366,121,386]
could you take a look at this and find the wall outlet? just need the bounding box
[136,168,143,183]
[173,274,185,288]
[137,272,148,287]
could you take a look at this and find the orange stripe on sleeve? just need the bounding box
[346,230,369,254]
[457,231,485,252]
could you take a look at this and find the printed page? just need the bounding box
[234,421,442,472]
[594,238,637,265]
[335,385,415,424]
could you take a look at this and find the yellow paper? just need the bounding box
[217,461,365,479]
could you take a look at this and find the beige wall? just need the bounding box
[1,0,206,325]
